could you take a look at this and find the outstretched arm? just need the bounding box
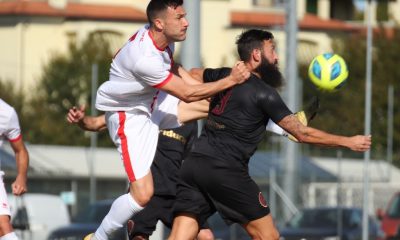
[10,138,29,196]
[278,114,371,152]
[160,62,250,103]
[67,105,106,132]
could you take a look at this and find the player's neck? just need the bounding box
[245,62,260,78]
[149,28,169,50]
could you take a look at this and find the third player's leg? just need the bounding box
[168,214,199,240]
[242,214,280,240]
[197,229,215,240]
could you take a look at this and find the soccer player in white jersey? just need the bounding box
[0,99,29,240]
[88,0,250,239]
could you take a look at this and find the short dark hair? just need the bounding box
[146,0,184,25]
[236,29,274,61]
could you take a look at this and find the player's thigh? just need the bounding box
[169,214,199,240]
[200,167,270,225]
[174,158,215,227]
[106,111,159,182]
[242,214,279,240]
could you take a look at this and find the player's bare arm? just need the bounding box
[67,106,106,132]
[160,61,250,103]
[278,114,371,152]
[173,64,203,84]
[10,138,29,196]
[177,99,209,123]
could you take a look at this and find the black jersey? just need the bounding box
[192,67,292,164]
[152,121,198,196]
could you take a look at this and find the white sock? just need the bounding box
[0,232,18,240]
[94,193,144,240]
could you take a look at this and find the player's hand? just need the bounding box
[348,135,372,152]
[67,105,86,125]
[11,176,27,196]
[230,61,250,84]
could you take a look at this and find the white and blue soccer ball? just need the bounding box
[308,53,349,92]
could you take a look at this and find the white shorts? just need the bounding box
[106,91,181,182]
[0,172,11,216]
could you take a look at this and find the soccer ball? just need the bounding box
[308,53,348,92]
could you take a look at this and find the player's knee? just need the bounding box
[248,227,279,240]
[263,228,279,240]
[197,229,214,240]
[130,188,153,207]
[270,228,280,240]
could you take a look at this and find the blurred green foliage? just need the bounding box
[300,28,400,167]
[1,32,115,147]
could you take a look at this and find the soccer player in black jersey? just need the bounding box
[168,29,372,240]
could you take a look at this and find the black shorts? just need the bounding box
[129,195,210,238]
[174,153,270,227]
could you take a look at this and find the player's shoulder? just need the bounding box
[203,67,231,82]
[0,99,18,126]
[246,76,280,100]
[0,99,16,117]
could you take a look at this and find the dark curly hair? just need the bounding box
[146,0,184,26]
[236,29,274,62]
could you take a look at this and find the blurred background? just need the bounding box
[0,0,399,239]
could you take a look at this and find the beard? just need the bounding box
[254,56,284,89]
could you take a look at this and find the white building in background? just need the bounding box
[304,157,400,214]
[2,0,397,93]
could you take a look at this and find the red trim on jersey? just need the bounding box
[117,112,136,182]
[166,46,174,67]
[8,134,22,143]
[153,72,173,89]
[147,30,165,51]
[129,32,138,42]
[113,32,138,59]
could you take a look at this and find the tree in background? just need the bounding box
[24,32,115,146]
[300,28,400,167]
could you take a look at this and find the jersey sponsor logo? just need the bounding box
[160,130,187,144]
[211,88,233,115]
[140,31,146,42]
[259,192,268,208]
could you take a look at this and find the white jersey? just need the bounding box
[0,99,21,147]
[96,25,175,114]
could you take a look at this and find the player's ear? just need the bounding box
[253,49,261,62]
[153,18,164,31]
